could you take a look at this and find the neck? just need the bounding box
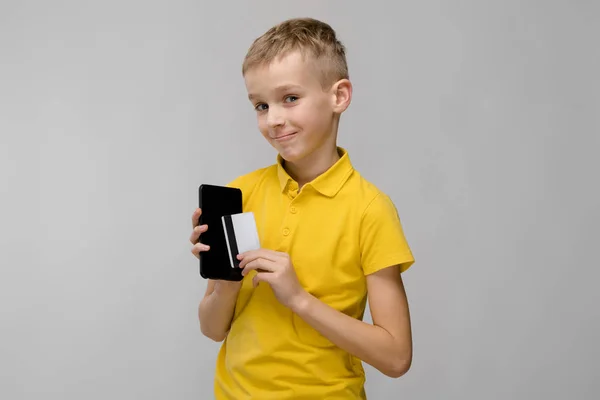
[284,143,340,189]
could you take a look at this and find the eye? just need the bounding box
[254,103,268,111]
[284,95,299,103]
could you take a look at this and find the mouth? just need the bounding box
[273,132,297,141]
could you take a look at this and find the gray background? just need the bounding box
[1,0,598,399]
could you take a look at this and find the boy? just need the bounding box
[190,17,415,399]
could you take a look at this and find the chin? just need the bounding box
[275,146,307,163]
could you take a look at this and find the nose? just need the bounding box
[266,105,285,129]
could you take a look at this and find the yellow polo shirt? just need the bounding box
[214,147,414,399]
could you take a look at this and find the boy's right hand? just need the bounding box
[190,208,210,258]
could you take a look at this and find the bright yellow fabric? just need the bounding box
[214,147,414,399]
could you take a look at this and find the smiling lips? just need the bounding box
[273,132,296,141]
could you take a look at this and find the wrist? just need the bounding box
[289,290,312,315]
[214,280,242,296]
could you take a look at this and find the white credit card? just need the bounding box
[221,212,261,268]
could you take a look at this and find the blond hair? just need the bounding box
[242,17,349,88]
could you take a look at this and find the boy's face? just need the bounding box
[244,51,348,163]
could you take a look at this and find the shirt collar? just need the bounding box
[276,147,354,197]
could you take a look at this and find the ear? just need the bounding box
[330,79,352,113]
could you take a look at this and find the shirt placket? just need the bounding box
[280,181,300,246]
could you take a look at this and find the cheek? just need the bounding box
[257,115,269,135]
[292,102,320,124]
[298,102,330,130]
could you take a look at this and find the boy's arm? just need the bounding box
[237,192,414,376]
[291,264,412,378]
[238,248,412,378]
[198,279,241,342]
[191,206,242,342]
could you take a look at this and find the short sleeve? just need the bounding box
[225,175,252,212]
[224,167,268,211]
[359,193,415,275]
[225,175,245,189]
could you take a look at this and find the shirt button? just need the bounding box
[282,228,290,236]
[290,206,297,214]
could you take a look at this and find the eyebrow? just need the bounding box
[248,84,303,100]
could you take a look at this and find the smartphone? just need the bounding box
[198,184,243,281]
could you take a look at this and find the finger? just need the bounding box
[189,224,208,244]
[238,251,276,269]
[241,258,278,275]
[192,208,202,228]
[241,248,289,261]
[237,249,281,267]
[191,242,210,258]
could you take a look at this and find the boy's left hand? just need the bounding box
[237,249,306,309]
